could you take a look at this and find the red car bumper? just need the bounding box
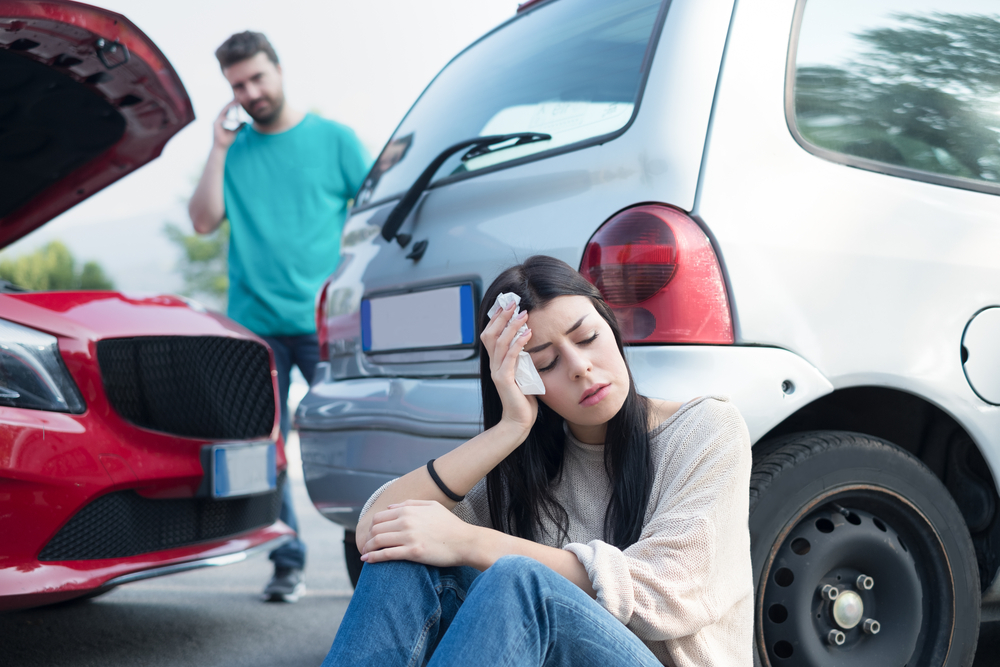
[0,292,294,611]
[0,524,293,611]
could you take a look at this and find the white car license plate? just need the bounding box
[361,284,475,352]
[211,443,276,498]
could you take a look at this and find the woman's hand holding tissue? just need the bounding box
[486,294,546,395]
[480,297,539,440]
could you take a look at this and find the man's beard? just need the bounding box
[244,93,285,126]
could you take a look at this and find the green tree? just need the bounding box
[795,13,1000,183]
[79,261,113,289]
[0,241,114,290]
[164,220,229,310]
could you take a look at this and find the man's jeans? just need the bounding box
[321,556,662,667]
[261,333,319,571]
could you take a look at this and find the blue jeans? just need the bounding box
[261,333,319,571]
[321,556,662,667]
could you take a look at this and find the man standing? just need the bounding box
[189,31,370,602]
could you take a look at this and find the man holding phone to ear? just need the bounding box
[189,31,371,602]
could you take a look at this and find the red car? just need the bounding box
[0,0,294,611]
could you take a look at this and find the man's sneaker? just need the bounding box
[263,567,305,603]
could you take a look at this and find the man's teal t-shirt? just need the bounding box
[223,113,371,336]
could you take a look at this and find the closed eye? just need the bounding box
[535,333,598,373]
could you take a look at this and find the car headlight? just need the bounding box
[0,319,85,413]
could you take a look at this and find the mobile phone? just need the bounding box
[222,105,250,132]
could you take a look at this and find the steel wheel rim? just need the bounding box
[756,484,955,666]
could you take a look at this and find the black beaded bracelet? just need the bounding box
[426,459,465,502]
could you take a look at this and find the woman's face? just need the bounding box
[524,295,629,444]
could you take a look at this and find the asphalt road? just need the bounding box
[3,432,1000,666]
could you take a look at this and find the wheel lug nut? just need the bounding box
[828,629,846,646]
[863,618,880,635]
[856,574,874,590]
[820,584,839,600]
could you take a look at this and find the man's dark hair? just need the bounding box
[215,31,279,69]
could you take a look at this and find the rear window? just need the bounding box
[788,0,1000,194]
[355,0,666,208]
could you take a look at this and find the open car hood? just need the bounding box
[0,0,194,249]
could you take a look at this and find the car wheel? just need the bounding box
[749,431,980,667]
[344,531,364,588]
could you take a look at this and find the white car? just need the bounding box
[298,0,1000,664]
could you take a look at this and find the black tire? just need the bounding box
[750,431,980,667]
[344,531,364,589]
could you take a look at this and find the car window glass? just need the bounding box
[356,0,664,207]
[790,0,1000,191]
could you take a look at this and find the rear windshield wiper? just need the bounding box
[380,132,551,246]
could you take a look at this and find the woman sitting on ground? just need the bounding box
[322,255,753,667]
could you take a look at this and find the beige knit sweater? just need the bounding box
[360,396,753,667]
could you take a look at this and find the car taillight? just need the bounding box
[316,254,362,362]
[316,276,333,361]
[580,204,733,344]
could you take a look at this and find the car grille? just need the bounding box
[38,474,285,561]
[97,336,275,440]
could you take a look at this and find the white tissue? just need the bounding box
[487,292,546,395]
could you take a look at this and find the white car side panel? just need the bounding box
[628,345,833,443]
[697,0,1000,478]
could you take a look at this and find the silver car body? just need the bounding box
[297,0,1000,604]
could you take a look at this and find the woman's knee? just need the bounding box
[476,555,555,593]
[356,559,431,592]
[365,558,427,576]
[357,560,480,597]
[492,554,546,575]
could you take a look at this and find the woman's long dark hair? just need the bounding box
[479,255,653,549]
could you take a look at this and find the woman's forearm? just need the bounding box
[468,527,597,598]
[356,420,527,547]
[358,499,595,598]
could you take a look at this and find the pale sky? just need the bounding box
[40,0,521,226]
